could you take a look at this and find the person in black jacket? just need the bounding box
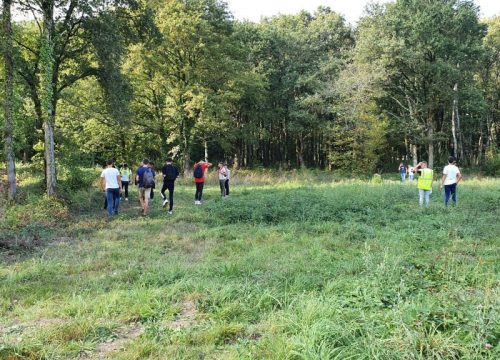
[161,159,179,214]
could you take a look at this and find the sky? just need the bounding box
[226,0,500,24]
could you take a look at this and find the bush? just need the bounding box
[483,151,500,176]
[58,166,99,191]
[371,173,382,184]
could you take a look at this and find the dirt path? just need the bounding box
[169,300,197,330]
[78,323,143,360]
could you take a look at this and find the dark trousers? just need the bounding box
[195,182,204,201]
[444,183,457,206]
[122,181,129,198]
[219,180,227,197]
[161,181,175,211]
[106,188,120,217]
[225,179,229,196]
[150,183,155,199]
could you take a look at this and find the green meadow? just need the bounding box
[1,170,499,359]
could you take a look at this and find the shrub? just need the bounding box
[483,151,500,176]
[371,173,382,184]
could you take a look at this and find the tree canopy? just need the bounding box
[2,0,500,196]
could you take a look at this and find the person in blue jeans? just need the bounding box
[100,159,122,218]
[398,162,407,182]
[440,156,462,206]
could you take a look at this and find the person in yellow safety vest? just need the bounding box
[119,163,132,201]
[415,161,433,207]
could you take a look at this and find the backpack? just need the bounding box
[165,165,177,181]
[143,168,155,188]
[193,164,203,179]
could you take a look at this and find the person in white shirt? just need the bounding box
[216,162,228,197]
[100,159,122,218]
[440,156,462,206]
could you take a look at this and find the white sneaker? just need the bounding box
[168,211,173,215]
[125,198,128,201]
[160,193,165,200]
[162,199,169,208]
[195,200,201,205]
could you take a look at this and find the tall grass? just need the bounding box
[0,169,499,359]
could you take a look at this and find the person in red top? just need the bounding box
[193,160,212,205]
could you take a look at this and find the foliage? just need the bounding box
[2,0,500,191]
[483,148,500,176]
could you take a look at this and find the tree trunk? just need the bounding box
[427,115,434,169]
[204,139,208,162]
[297,134,306,169]
[451,84,458,159]
[2,0,16,201]
[411,143,418,166]
[40,3,57,196]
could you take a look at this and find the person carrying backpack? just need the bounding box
[136,159,154,216]
[161,158,179,214]
[193,160,212,205]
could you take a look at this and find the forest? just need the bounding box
[2,0,500,199]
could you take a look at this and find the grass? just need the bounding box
[0,169,499,359]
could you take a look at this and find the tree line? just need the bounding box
[2,0,500,199]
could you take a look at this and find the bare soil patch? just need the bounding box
[169,300,197,330]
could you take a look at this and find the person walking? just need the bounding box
[415,161,433,207]
[100,159,122,219]
[136,159,154,216]
[224,162,231,197]
[216,162,228,197]
[161,159,179,214]
[193,160,212,205]
[149,162,156,202]
[408,166,415,181]
[119,163,132,201]
[399,162,407,182]
[440,156,462,207]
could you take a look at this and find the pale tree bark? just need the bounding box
[297,134,306,169]
[204,139,208,162]
[411,144,418,166]
[451,84,458,159]
[40,2,57,196]
[427,114,434,169]
[2,0,16,201]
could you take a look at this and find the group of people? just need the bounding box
[405,156,463,207]
[100,155,462,219]
[398,162,416,182]
[99,158,231,218]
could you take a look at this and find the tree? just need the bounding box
[356,0,486,168]
[126,0,236,172]
[2,0,16,200]
[14,0,136,195]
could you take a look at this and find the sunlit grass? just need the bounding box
[1,170,499,359]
